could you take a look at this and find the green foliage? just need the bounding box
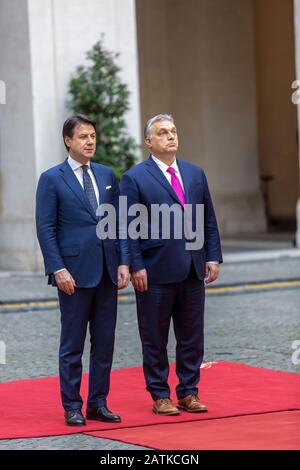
[67,38,137,178]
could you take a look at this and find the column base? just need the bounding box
[296,198,300,248]
[214,191,267,236]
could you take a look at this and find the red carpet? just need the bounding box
[86,411,300,450]
[0,361,299,440]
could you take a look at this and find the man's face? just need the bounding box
[65,123,96,160]
[145,120,178,155]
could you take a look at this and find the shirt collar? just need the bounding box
[68,155,91,171]
[151,155,179,174]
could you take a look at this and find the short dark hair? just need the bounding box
[62,114,97,151]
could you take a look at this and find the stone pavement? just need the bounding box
[0,240,299,449]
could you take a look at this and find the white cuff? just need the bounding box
[54,268,67,274]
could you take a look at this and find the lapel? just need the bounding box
[145,156,181,205]
[91,162,113,204]
[59,159,98,222]
[176,158,193,205]
[145,156,191,205]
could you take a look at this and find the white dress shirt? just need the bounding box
[67,155,100,205]
[151,155,185,192]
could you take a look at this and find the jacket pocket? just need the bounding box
[60,246,80,257]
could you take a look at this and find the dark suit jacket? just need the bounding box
[36,159,129,288]
[120,156,222,283]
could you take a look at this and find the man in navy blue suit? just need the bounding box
[36,115,129,426]
[120,114,222,416]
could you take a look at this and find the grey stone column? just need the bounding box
[293,0,300,247]
[0,0,141,270]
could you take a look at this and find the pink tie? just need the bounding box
[167,167,186,206]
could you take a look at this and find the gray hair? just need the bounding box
[144,114,174,138]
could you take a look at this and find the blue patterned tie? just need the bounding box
[82,165,98,213]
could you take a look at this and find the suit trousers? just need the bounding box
[57,262,117,411]
[135,263,205,401]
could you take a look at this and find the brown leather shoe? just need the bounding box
[177,394,208,413]
[152,398,180,416]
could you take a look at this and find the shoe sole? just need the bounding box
[86,415,121,423]
[65,421,86,426]
[152,408,180,416]
[177,405,208,413]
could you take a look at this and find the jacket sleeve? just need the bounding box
[35,172,65,275]
[119,173,145,272]
[202,170,223,264]
[110,170,130,266]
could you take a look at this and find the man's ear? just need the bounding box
[64,136,71,149]
[145,137,151,150]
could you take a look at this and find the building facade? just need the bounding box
[0,0,299,270]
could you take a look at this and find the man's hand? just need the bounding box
[54,269,76,295]
[118,265,130,290]
[131,269,148,292]
[205,263,220,284]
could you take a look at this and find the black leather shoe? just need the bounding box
[86,406,121,423]
[64,409,86,426]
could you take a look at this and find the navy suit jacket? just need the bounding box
[36,159,129,288]
[120,156,222,284]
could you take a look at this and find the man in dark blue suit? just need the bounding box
[36,115,129,426]
[120,114,222,416]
